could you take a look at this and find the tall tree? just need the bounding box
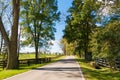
[0,0,20,69]
[64,0,97,60]
[20,0,60,63]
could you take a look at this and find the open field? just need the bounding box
[0,53,58,60]
[18,53,57,60]
[76,57,120,80]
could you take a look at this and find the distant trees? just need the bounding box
[60,38,76,55]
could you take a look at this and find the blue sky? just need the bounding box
[50,0,73,53]
[55,0,73,41]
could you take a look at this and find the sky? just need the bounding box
[55,0,73,40]
[50,0,73,53]
[20,0,73,53]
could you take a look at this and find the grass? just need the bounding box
[19,53,57,60]
[76,57,120,80]
[0,53,58,60]
[0,55,65,80]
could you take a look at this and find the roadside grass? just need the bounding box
[76,57,120,80]
[0,55,65,80]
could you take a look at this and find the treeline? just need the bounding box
[61,0,120,63]
[0,0,60,69]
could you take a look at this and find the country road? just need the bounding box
[4,56,85,80]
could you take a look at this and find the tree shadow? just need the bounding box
[34,67,80,71]
[58,59,77,64]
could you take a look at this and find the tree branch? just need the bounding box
[0,16,9,46]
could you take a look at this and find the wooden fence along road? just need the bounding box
[95,58,120,70]
[0,56,61,69]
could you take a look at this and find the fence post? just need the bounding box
[27,60,30,66]
[3,61,5,70]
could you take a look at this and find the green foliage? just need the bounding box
[63,0,98,60]
[60,38,76,55]
[20,0,60,60]
[64,0,120,62]
[20,0,60,48]
[97,21,120,58]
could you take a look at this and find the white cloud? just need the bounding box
[20,47,35,53]
[109,1,114,4]
[50,40,63,53]
[20,40,63,53]
[98,0,102,2]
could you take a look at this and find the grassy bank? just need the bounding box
[76,57,120,80]
[0,55,65,80]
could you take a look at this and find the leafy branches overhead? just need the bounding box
[95,21,120,58]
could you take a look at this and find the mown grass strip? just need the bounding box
[76,56,120,80]
[0,55,65,80]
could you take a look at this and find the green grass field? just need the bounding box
[0,53,57,60]
[18,53,57,60]
[76,57,120,80]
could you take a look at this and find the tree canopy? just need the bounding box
[63,0,120,61]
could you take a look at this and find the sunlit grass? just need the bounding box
[19,53,57,60]
[76,56,120,80]
[0,53,58,60]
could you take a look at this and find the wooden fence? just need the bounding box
[0,56,61,69]
[95,58,120,71]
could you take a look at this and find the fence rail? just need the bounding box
[0,56,61,69]
[95,58,120,71]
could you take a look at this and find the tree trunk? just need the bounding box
[78,50,81,58]
[0,0,20,69]
[84,22,89,61]
[34,19,39,63]
[6,43,18,69]
[0,34,3,54]
[6,0,20,69]
[35,40,39,63]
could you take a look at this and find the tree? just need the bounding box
[60,38,76,55]
[20,0,60,63]
[0,32,3,54]
[64,0,98,61]
[96,0,120,26]
[0,0,20,69]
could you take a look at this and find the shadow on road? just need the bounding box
[35,67,80,71]
[58,59,76,63]
[34,58,80,72]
